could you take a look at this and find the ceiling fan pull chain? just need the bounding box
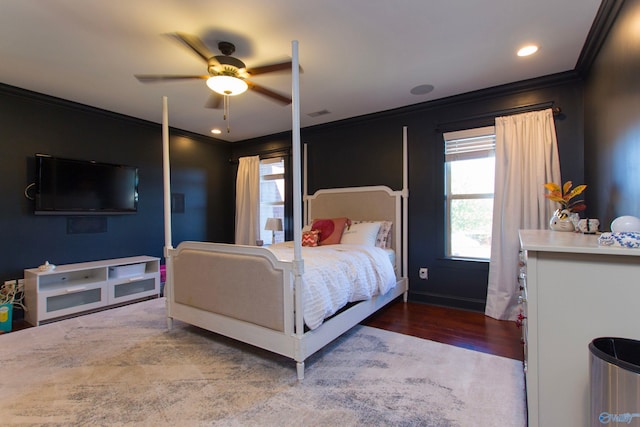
[224,95,231,133]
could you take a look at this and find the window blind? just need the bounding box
[444,126,496,161]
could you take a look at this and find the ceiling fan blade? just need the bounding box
[205,93,223,109]
[246,61,295,76]
[169,32,220,68]
[135,74,209,83]
[246,81,292,105]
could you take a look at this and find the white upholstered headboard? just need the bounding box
[305,185,404,273]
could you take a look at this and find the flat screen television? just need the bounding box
[34,154,138,215]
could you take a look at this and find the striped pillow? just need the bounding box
[301,230,320,247]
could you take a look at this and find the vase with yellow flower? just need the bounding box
[544,181,587,232]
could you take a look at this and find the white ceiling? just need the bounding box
[0,0,602,142]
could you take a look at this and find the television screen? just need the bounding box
[35,154,138,215]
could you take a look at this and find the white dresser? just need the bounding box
[519,230,640,427]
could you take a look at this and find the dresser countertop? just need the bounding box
[519,229,640,256]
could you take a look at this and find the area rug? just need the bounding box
[0,298,526,426]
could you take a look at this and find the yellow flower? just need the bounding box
[544,181,587,212]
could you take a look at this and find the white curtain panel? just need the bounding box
[235,155,260,245]
[485,109,561,320]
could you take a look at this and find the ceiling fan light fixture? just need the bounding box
[206,75,248,96]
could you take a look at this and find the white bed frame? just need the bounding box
[162,41,409,380]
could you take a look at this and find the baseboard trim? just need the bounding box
[408,292,486,313]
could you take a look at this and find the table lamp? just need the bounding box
[264,217,283,245]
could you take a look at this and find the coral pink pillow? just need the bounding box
[311,217,351,245]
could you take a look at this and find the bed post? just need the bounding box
[291,40,306,380]
[402,126,409,303]
[162,96,174,329]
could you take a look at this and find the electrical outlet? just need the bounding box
[419,268,428,280]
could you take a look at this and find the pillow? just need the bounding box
[301,230,320,247]
[352,220,393,248]
[311,217,351,245]
[340,221,381,246]
[377,220,393,248]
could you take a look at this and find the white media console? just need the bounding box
[24,256,160,326]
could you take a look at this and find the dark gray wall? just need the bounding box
[0,85,233,282]
[584,0,640,227]
[167,132,235,245]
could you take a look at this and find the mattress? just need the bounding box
[268,242,397,329]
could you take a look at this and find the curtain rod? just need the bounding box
[436,101,561,132]
[228,147,291,164]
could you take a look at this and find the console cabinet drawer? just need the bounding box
[39,285,107,321]
[110,277,157,303]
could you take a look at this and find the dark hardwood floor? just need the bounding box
[362,298,524,361]
[5,298,524,362]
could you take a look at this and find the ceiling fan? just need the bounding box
[135,32,294,109]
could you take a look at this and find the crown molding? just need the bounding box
[0,82,226,145]
[575,0,625,76]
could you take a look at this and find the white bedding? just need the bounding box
[268,242,396,329]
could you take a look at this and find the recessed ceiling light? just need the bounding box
[410,84,434,95]
[211,129,222,135]
[517,45,539,57]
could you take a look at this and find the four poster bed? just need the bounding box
[162,41,409,380]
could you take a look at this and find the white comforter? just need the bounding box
[268,242,396,330]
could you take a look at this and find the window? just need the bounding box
[259,157,285,244]
[444,126,495,260]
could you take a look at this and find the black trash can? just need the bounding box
[589,337,640,427]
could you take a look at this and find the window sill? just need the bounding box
[441,256,489,263]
